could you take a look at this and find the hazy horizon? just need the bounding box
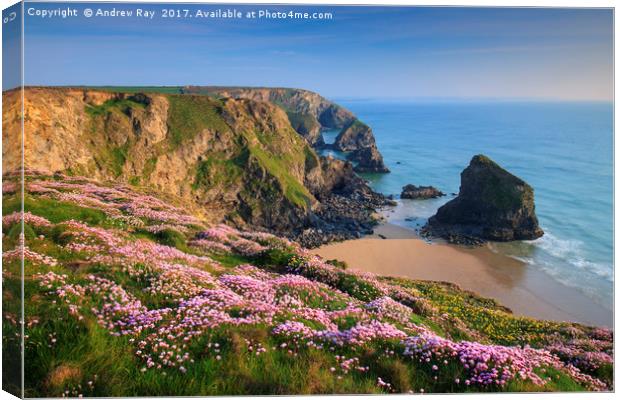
[3,3,613,100]
[4,84,614,104]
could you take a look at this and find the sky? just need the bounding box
[3,2,614,100]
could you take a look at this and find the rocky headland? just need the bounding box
[423,154,544,244]
[184,85,355,147]
[186,86,390,173]
[2,87,393,248]
[400,184,445,199]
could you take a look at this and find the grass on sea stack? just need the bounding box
[1,172,613,397]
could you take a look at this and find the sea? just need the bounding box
[320,99,614,312]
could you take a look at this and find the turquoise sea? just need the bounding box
[322,100,613,311]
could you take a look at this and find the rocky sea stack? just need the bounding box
[348,146,390,173]
[333,120,389,173]
[424,154,544,243]
[401,184,445,199]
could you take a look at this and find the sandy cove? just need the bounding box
[314,223,612,327]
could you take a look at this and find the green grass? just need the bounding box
[4,195,108,227]
[192,153,245,191]
[85,97,146,118]
[247,145,312,209]
[210,253,254,268]
[166,95,231,149]
[110,142,130,177]
[286,111,319,136]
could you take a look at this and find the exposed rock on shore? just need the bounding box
[424,155,544,243]
[297,156,395,247]
[331,120,390,173]
[349,146,390,173]
[401,184,445,199]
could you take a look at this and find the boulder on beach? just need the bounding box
[400,184,445,199]
[424,154,544,243]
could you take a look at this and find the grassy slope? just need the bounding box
[2,175,612,396]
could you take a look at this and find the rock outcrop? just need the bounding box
[424,155,544,243]
[332,120,389,173]
[3,87,392,247]
[297,156,395,247]
[348,146,390,173]
[286,111,323,146]
[333,120,375,151]
[401,185,445,199]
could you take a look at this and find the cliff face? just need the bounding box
[184,86,354,146]
[425,155,544,243]
[184,86,389,173]
[3,87,385,241]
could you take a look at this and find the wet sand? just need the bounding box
[315,223,612,327]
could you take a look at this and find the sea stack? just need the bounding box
[349,146,390,173]
[425,154,544,242]
[334,120,390,173]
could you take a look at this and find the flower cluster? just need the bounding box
[3,211,52,228]
[402,331,607,390]
[24,175,203,229]
[3,246,58,267]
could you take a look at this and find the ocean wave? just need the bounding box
[523,230,613,282]
[510,255,612,310]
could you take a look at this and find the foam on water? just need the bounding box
[528,232,613,282]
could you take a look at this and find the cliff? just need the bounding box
[425,155,544,243]
[2,87,388,244]
[183,86,389,172]
[183,86,354,146]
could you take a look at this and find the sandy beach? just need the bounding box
[314,223,612,327]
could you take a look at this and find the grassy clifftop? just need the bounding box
[1,172,613,396]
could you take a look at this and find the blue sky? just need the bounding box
[6,2,614,100]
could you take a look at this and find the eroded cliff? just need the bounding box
[183,86,389,172]
[3,87,389,244]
